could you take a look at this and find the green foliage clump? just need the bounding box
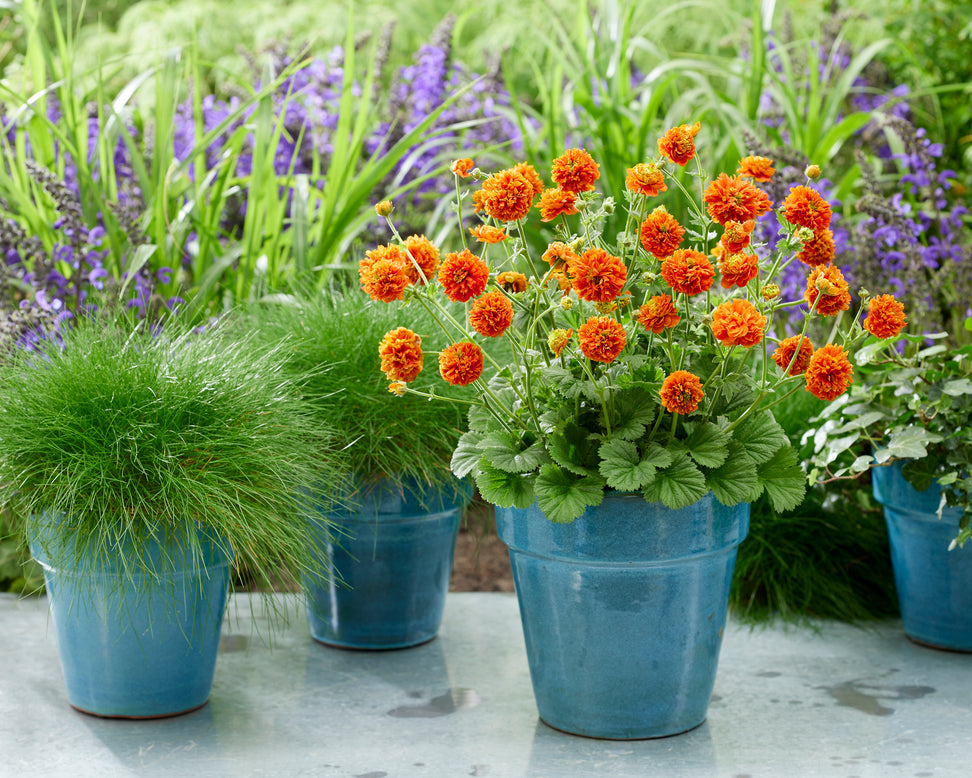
[241,292,470,497]
[0,317,346,594]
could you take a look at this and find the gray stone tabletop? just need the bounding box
[1,592,970,777]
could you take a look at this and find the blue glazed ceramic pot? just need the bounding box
[872,460,972,651]
[495,491,749,740]
[305,478,471,649]
[29,516,232,718]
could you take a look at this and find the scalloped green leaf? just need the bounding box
[704,443,761,506]
[480,432,551,474]
[609,390,656,441]
[548,421,597,475]
[598,438,656,492]
[756,445,807,512]
[535,464,605,523]
[474,460,535,509]
[644,452,708,509]
[683,421,730,469]
[540,365,586,400]
[733,411,787,466]
[451,430,484,479]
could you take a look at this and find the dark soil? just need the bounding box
[449,499,514,593]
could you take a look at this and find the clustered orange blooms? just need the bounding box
[711,299,766,348]
[361,131,905,412]
[637,294,680,334]
[378,327,424,383]
[625,162,667,197]
[804,343,854,401]
[439,341,484,387]
[640,206,685,258]
[438,249,490,303]
[660,249,715,296]
[862,294,907,339]
[569,248,627,302]
[772,335,815,377]
[578,316,627,363]
[657,122,701,166]
[469,291,514,338]
[659,371,705,415]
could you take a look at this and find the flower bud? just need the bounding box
[602,197,615,215]
[548,328,573,357]
[569,237,585,253]
[805,164,821,180]
[387,382,407,396]
[642,272,658,284]
[815,276,838,295]
[796,227,815,243]
[374,200,394,217]
[594,301,618,314]
[560,296,574,310]
[858,287,870,299]
[762,283,780,301]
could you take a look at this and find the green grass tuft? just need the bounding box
[239,291,471,500]
[0,316,348,599]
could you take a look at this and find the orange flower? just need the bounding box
[438,249,490,303]
[359,245,410,303]
[569,247,627,302]
[772,335,814,376]
[626,163,667,197]
[476,169,536,222]
[451,158,474,177]
[703,173,773,226]
[658,121,701,166]
[660,249,715,296]
[783,185,832,231]
[718,251,759,289]
[538,188,579,221]
[551,148,600,193]
[660,370,704,414]
[496,271,528,293]
[797,227,836,267]
[805,264,851,316]
[403,234,440,285]
[511,162,545,198]
[469,291,514,338]
[762,283,780,301]
[639,206,685,258]
[439,341,484,387]
[378,327,424,383]
[862,294,907,339]
[720,219,756,254]
[469,224,508,244]
[578,316,627,363]
[374,200,393,217]
[711,298,766,348]
[637,294,681,334]
[736,155,775,182]
[542,241,579,271]
[804,343,854,401]
[548,328,573,357]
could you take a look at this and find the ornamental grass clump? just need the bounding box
[0,317,345,596]
[240,293,469,500]
[358,125,908,523]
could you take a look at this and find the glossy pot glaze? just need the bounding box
[306,478,471,649]
[872,460,972,651]
[496,491,749,739]
[29,517,231,718]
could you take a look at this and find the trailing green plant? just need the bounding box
[808,330,972,548]
[0,313,348,599]
[239,289,472,500]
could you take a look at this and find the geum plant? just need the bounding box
[357,123,907,523]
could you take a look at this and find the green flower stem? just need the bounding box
[454,175,468,252]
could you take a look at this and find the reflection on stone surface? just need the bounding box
[387,688,481,718]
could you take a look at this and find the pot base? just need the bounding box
[539,715,706,741]
[905,634,972,654]
[310,634,437,652]
[70,700,209,720]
